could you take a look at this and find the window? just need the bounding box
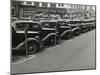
[26,1,32,5]
[15,23,28,31]
[12,6,16,16]
[28,23,41,31]
[15,22,41,31]
[62,4,64,7]
[42,2,47,7]
[12,8,16,16]
[58,3,60,7]
[58,3,64,7]
[58,21,66,25]
[34,2,39,7]
[50,3,56,8]
[41,22,57,28]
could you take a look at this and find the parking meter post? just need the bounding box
[25,28,28,59]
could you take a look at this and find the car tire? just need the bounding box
[49,36,56,45]
[75,30,80,36]
[27,42,38,54]
[65,32,71,40]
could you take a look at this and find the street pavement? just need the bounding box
[11,30,96,74]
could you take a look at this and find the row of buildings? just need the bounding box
[12,0,96,20]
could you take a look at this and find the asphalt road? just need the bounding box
[11,30,96,74]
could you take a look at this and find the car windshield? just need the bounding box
[41,22,57,29]
[58,21,66,26]
[14,22,40,31]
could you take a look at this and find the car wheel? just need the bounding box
[81,29,84,33]
[84,28,87,32]
[86,28,88,32]
[81,28,85,33]
[49,36,56,45]
[65,32,71,40]
[27,42,38,54]
[75,30,80,36]
[90,27,92,30]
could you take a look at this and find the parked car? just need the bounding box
[86,19,96,30]
[12,20,41,54]
[57,20,72,39]
[80,19,95,32]
[67,20,81,37]
[12,20,60,54]
[91,19,96,29]
[40,20,60,45]
[79,20,87,33]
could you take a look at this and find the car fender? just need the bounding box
[42,33,56,42]
[72,27,80,32]
[60,30,71,37]
[14,38,39,50]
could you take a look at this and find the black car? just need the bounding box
[57,20,72,39]
[12,20,41,54]
[80,20,87,33]
[85,19,96,30]
[40,20,60,45]
[80,19,94,32]
[90,19,96,29]
[12,20,60,54]
[67,20,81,37]
[82,20,92,32]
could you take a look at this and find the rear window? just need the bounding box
[15,23,27,31]
[41,22,57,28]
[28,23,41,31]
[14,22,41,31]
[58,21,66,26]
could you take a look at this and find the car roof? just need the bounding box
[80,18,96,21]
[12,20,40,26]
[39,20,57,23]
[56,19,66,22]
[12,17,18,19]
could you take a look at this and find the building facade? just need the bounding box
[12,0,96,20]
